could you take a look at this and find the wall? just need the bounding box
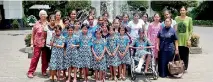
[3,1,23,19]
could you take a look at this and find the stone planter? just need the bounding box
[190,47,202,54]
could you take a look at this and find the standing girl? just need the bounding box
[61,17,70,38]
[73,20,82,37]
[101,24,110,39]
[49,25,65,81]
[55,10,64,28]
[112,19,120,35]
[92,29,107,82]
[106,27,120,81]
[69,10,77,25]
[175,6,193,71]
[79,24,93,82]
[65,26,80,82]
[147,13,162,59]
[118,27,131,80]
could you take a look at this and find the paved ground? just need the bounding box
[0,26,213,82]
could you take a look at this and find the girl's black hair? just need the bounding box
[74,19,81,25]
[62,16,70,24]
[153,13,160,17]
[87,15,94,19]
[55,10,61,14]
[109,26,116,31]
[118,25,127,33]
[122,12,129,18]
[67,25,74,30]
[81,24,90,29]
[102,11,109,17]
[164,18,172,22]
[55,25,62,31]
[138,28,145,34]
[180,6,187,11]
[49,14,55,20]
[142,12,148,18]
[101,23,110,31]
[133,11,140,17]
[95,28,103,35]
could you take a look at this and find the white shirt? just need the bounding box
[83,19,98,27]
[44,25,55,48]
[127,19,145,39]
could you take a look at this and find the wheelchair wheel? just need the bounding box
[130,58,136,80]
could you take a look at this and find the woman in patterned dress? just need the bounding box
[91,29,107,82]
[147,13,162,59]
[106,27,120,81]
[118,26,131,80]
[130,28,154,73]
[65,26,80,82]
[79,24,93,82]
[49,25,65,81]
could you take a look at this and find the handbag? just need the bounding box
[168,54,185,76]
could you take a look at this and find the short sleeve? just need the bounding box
[172,30,178,40]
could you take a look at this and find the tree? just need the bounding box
[127,1,148,11]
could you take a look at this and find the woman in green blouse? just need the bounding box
[175,6,193,71]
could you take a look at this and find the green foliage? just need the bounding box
[11,19,20,29]
[151,1,198,12]
[193,20,213,27]
[127,1,148,11]
[25,34,32,47]
[190,1,213,20]
[23,1,91,18]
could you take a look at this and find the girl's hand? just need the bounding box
[53,43,57,47]
[95,56,99,61]
[50,42,53,46]
[139,47,144,50]
[187,40,191,47]
[70,44,75,48]
[112,52,116,56]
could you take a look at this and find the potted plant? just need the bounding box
[190,33,202,54]
[24,34,33,58]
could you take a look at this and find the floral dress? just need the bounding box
[118,35,131,65]
[78,34,93,68]
[92,38,107,71]
[147,23,162,58]
[73,30,82,37]
[131,37,152,61]
[65,35,79,68]
[49,35,65,70]
[106,35,121,67]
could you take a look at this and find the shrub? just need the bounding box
[191,33,200,47]
[193,20,213,27]
[24,34,32,47]
[11,19,20,29]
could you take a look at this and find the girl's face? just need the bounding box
[180,7,187,16]
[56,12,61,20]
[49,18,55,26]
[113,19,120,28]
[102,25,108,32]
[64,20,69,27]
[123,15,129,22]
[119,28,125,35]
[142,14,148,22]
[68,28,74,35]
[165,19,172,27]
[96,31,102,38]
[139,32,145,38]
[98,18,104,25]
[109,28,115,35]
[70,11,76,19]
[74,22,80,29]
[103,14,108,21]
[82,27,88,34]
[55,29,61,36]
[89,11,95,17]
[88,16,94,25]
[154,14,160,22]
[133,14,140,21]
[164,11,171,19]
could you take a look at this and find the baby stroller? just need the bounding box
[130,47,158,81]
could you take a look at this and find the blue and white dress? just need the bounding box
[118,35,131,65]
[131,37,152,61]
[92,38,107,71]
[65,35,79,68]
[73,30,82,37]
[49,35,65,70]
[106,35,121,67]
[78,34,93,68]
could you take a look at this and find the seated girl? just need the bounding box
[130,28,154,73]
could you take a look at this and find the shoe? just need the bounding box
[27,73,34,78]
[42,72,48,76]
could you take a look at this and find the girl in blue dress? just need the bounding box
[92,29,107,82]
[130,28,154,73]
[118,26,131,80]
[79,24,93,82]
[73,20,82,37]
[65,26,80,82]
[106,27,120,81]
[49,25,65,81]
